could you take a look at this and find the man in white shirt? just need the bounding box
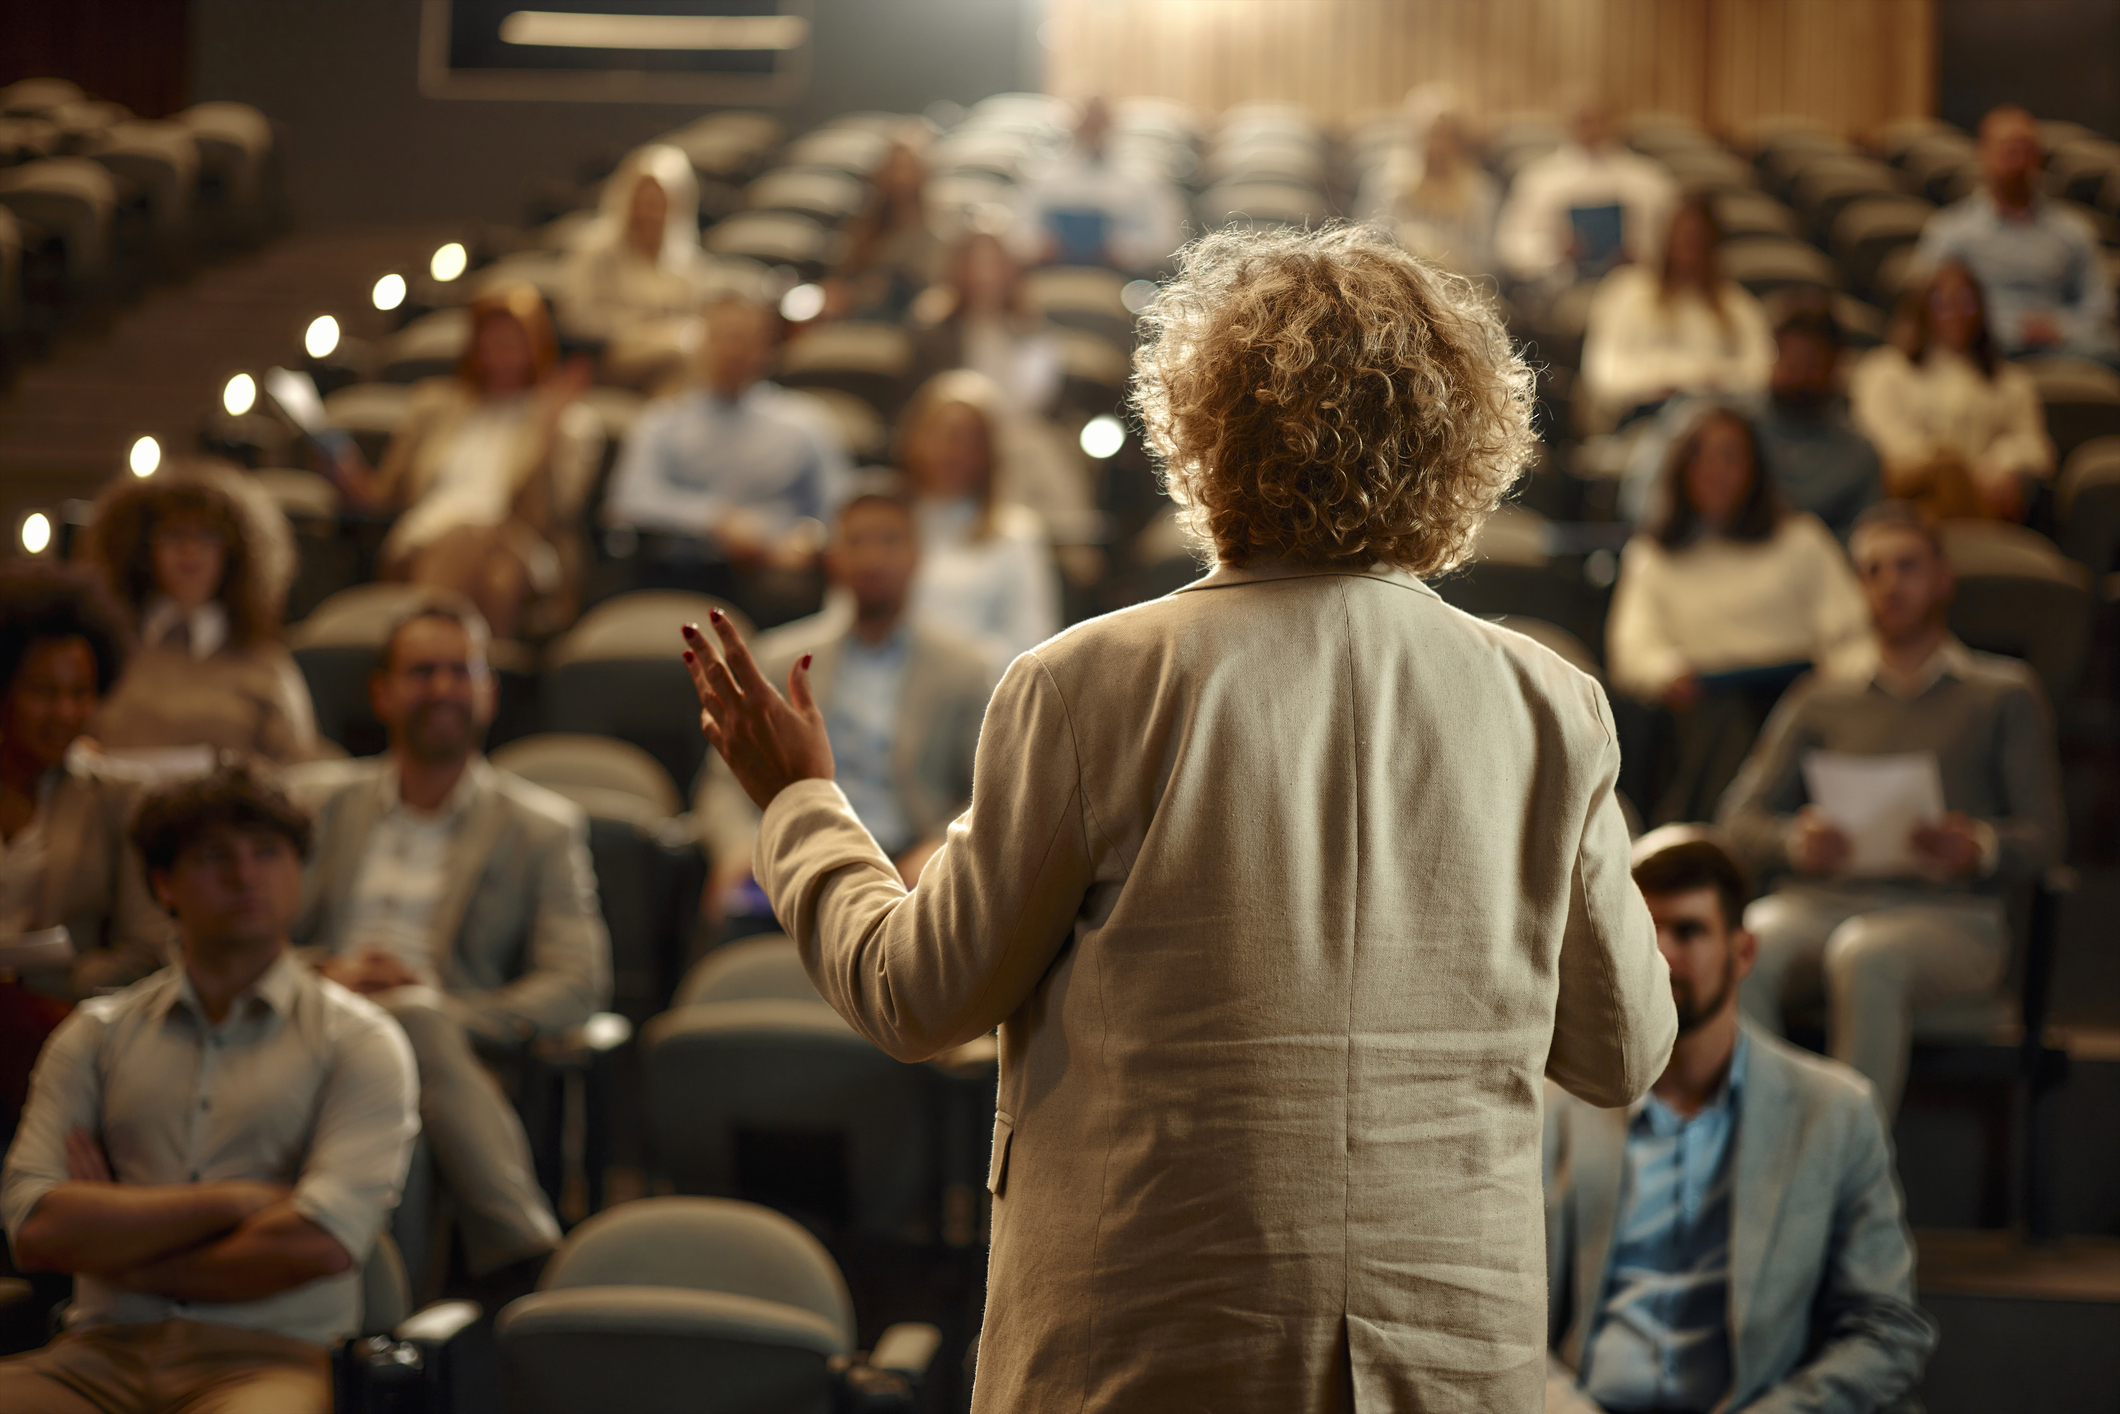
[1012,96,1186,275]
[1495,95,1678,286]
[698,482,993,927]
[603,296,852,618]
[1,765,418,1413]
[288,598,610,1293]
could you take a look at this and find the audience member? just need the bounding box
[1850,260,2055,521]
[1580,196,1774,428]
[1012,96,1186,275]
[0,568,173,1141]
[558,144,715,384]
[603,295,852,620]
[1620,305,1883,540]
[286,598,610,1291]
[1608,407,1870,824]
[1544,829,1936,1414]
[333,284,601,639]
[1357,111,1500,280]
[698,481,993,927]
[1718,501,2065,1120]
[830,139,942,323]
[907,230,1064,417]
[0,765,417,1414]
[1495,94,1678,286]
[1915,104,2118,362]
[896,371,1063,665]
[83,462,319,764]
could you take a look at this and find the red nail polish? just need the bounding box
[801,654,813,669]
[709,608,724,622]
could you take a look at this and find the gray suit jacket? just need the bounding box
[697,609,994,868]
[1544,1020,1936,1413]
[287,756,611,1041]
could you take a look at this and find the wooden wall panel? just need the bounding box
[1042,0,1934,137]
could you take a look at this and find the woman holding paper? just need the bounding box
[1607,405,1871,824]
[679,226,1676,1412]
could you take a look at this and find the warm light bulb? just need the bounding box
[128,435,161,478]
[222,372,257,417]
[1079,414,1125,459]
[20,512,51,555]
[372,272,407,311]
[779,283,826,322]
[429,242,468,281]
[304,315,341,360]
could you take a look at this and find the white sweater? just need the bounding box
[910,498,1062,668]
[1606,512,1871,701]
[1580,266,1775,417]
[1848,345,2055,488]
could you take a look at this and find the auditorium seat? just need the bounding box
[376,307,470,384]
[82,121,199,251]
[2055,435,2120,573]
[1940,519,2094,710]
[783,386,886,462]
[541,590,752,800]
[1050,325,1131,417]
[0,77,85,117]
[1830,194,1934,302]
[777,319,913,417]
[331,1232,483,1414]
[676,936,818,1008]
[0,157,117,294]
[2023,356,2120,471]
[702,210,841,277]
[247,467,357,620]
[641,997,949,1242]
[744,167,869,227]
[496,1196,939,1414]
[1025,264,1138,348]
[782,125,894,179]
[1659,146,1756,197]
[177,100,277,241]
[321,382,412,463]
[1718,236,1839,298]
[287,582,442,755]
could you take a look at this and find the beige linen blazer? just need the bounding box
[754,561,1676,1413]
[24,758,176,1000]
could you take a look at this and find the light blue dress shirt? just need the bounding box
[1581,1032,1749,1414]
[1917,192,2118,359]
[602,381,852,544]
[825,625,913,857]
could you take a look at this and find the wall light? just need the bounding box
[372,272,407,311]
[779,283,826,322]
[1079,414,1125,460]
[430,242,468,282]
[128,435,161,478]
[222,372,257,417]
[304,315,341,360]
[19,512,52,555]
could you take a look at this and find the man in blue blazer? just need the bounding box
[1544,827,1937,1414]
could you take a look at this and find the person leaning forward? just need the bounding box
[681,224,1678,1412]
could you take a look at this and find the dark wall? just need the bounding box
[1,0,192,118]
[188,0,1040,229]
[1938,0,2120,135]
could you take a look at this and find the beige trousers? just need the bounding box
[380,987,561,1274]
[1741,883,2008,1121]
[0,1318,329,1414]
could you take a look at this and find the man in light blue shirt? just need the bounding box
[1546,829,1934,1414]
[1916,105,2118,362]
[604,297,853,607]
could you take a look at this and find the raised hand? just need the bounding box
[683,612,835,811]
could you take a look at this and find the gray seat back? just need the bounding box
[677,936,816,1006]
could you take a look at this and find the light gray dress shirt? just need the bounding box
[824,625,913,857]
[602,382,851,542]
[0,953,418,1345]
[339,761,482,978]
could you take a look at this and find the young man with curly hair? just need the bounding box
[682,224,1677,1412]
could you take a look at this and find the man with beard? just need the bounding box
[286,596,609,1296]
[1542,828,1934,1414]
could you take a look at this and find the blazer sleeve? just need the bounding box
[1741,1088,1937,1414]
[754,650,1097,1061]
[450,811,612,1036]
[1546,686,1676,1107]
[255,648,321,765]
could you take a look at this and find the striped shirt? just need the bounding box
[1581,1032,1749,1414]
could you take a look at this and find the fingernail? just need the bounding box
[801,654,813,668]
[709,608,724,622]
[683,650,694,663]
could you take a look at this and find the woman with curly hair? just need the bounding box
[83,461,319,764]
[680,225,1674,1411]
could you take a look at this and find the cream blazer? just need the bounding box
[754,562,1676,1413]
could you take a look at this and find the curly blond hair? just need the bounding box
[1131,224,1536,575]
[83,459,295,649]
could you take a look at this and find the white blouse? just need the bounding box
[910,498,1061,668]
[1606,512,1872,701]
[1580,266,1775,417]
[1848,345,2055,488]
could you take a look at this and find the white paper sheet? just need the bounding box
[1801,750,1946,877]
[0,926,74,973]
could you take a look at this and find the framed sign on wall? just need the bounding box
[418,0,815,103]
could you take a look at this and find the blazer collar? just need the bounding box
[1174,559,1442,601]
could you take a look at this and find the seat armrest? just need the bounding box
[869,1322,941,1376]
[397,1297,482,1346]
[334,1299,486,1414]
[830,1321,943,1412]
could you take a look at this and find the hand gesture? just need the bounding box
[1788,806,1851,876]
[1911,810,1985,880]
[683,612,834,811]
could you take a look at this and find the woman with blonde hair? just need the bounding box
[558,143,714,383]
[1359,110,1500,279]
[1581,194,1774,426]
[334,284,600,638]
[678,225,1673,1412]
[893,369,1060,665]
[84,460,319,763]
[1850,258,2053,520]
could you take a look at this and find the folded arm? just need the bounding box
[14,1176,286,1275]
[112,1199,352,1304]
